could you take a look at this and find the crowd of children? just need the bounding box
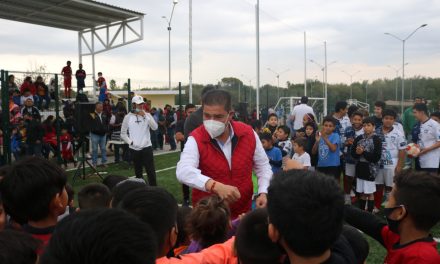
[0,154,438,264]
[0,95,438,263]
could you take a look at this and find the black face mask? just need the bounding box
[384,205,406,234]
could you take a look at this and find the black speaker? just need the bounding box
[74,102,96,134]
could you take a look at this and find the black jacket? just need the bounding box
[89,112,109,136]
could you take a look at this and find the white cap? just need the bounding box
[131,95,144,105]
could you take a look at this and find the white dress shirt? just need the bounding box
[176,125,273,194]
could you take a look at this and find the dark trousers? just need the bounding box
[157,131,164,149]
[150,129,158,150]
[131,146,157,186]
[167,127,176,150]
[317,166,341,182]
[37,95,51,109]
[114,144,128,163]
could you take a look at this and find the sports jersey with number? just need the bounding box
[417,118,440,169]
[376,127,407,169]
[334,115,351,154]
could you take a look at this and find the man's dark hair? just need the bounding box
[351,111,364,119]
[95,102,103,106]
[374,101,386,110]
[413,103,428,115]
[0,157,67,223]
[322,116,337,126]
[430,111,440,119]
[334,101,348,113]
[414,96,422,101]
[40,209,157,264]
[67,61,71,64]
[348,105,359,118]
[294,137,308,149]
[98,72,102,75]
[267,170,344,257]
[382,109,397,119]
[277,125,290,135]
[202,90,231,112]
[362,117,376,126]
[394,171,440,231]
[102,175,127,191]
[235,208,283,264]
[78,183,111,210]
[0,229,40,264]
[201,85,216,97]
[300,96,308,104]
[119,187,178,256]
[110,180,147,208]
[185,103,196,111]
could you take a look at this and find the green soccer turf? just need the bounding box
[67,152,440,263]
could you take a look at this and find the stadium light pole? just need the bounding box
[267,68,290,99]
[341,70,361,99]
[310,59,336,97]
[387,63,409,101]
[162,0,178,90]
[384,23,427,114]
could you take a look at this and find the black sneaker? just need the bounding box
[182,199,190,207]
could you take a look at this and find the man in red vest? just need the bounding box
[176,90,272,218]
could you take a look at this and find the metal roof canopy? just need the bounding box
[0,0,145,97]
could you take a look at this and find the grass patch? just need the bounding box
[67,151,440,262]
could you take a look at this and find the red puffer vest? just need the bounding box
[191,121,256,218]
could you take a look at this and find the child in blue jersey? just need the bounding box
[313,116,341,181]
[260,133,282,174]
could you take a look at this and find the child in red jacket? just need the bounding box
[60,128,76,168]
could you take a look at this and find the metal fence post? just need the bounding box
[55,74,62,164]
[1,70,11,164]
[127,78,131,112]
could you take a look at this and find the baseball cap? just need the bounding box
[131,95,144,105]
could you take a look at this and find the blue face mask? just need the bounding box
[384,205,406,234]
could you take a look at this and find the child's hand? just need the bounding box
[345,138,354,146]
[356,145,364,155]
[315,132,321,141]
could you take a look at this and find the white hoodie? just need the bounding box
[121,111,158,150]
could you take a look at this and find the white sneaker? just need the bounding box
[372,207,380,214]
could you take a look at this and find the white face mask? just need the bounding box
[204,119,227,138]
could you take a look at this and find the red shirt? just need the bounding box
[382,226,440,264]
[20,82,36,95]
[23,224,55,255]
[62,66,72,79]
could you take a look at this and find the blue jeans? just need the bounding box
[167,127,176,150]
[37,95,51,109]
[90,133,107,166]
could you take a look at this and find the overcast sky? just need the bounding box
[0,0,439,89]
